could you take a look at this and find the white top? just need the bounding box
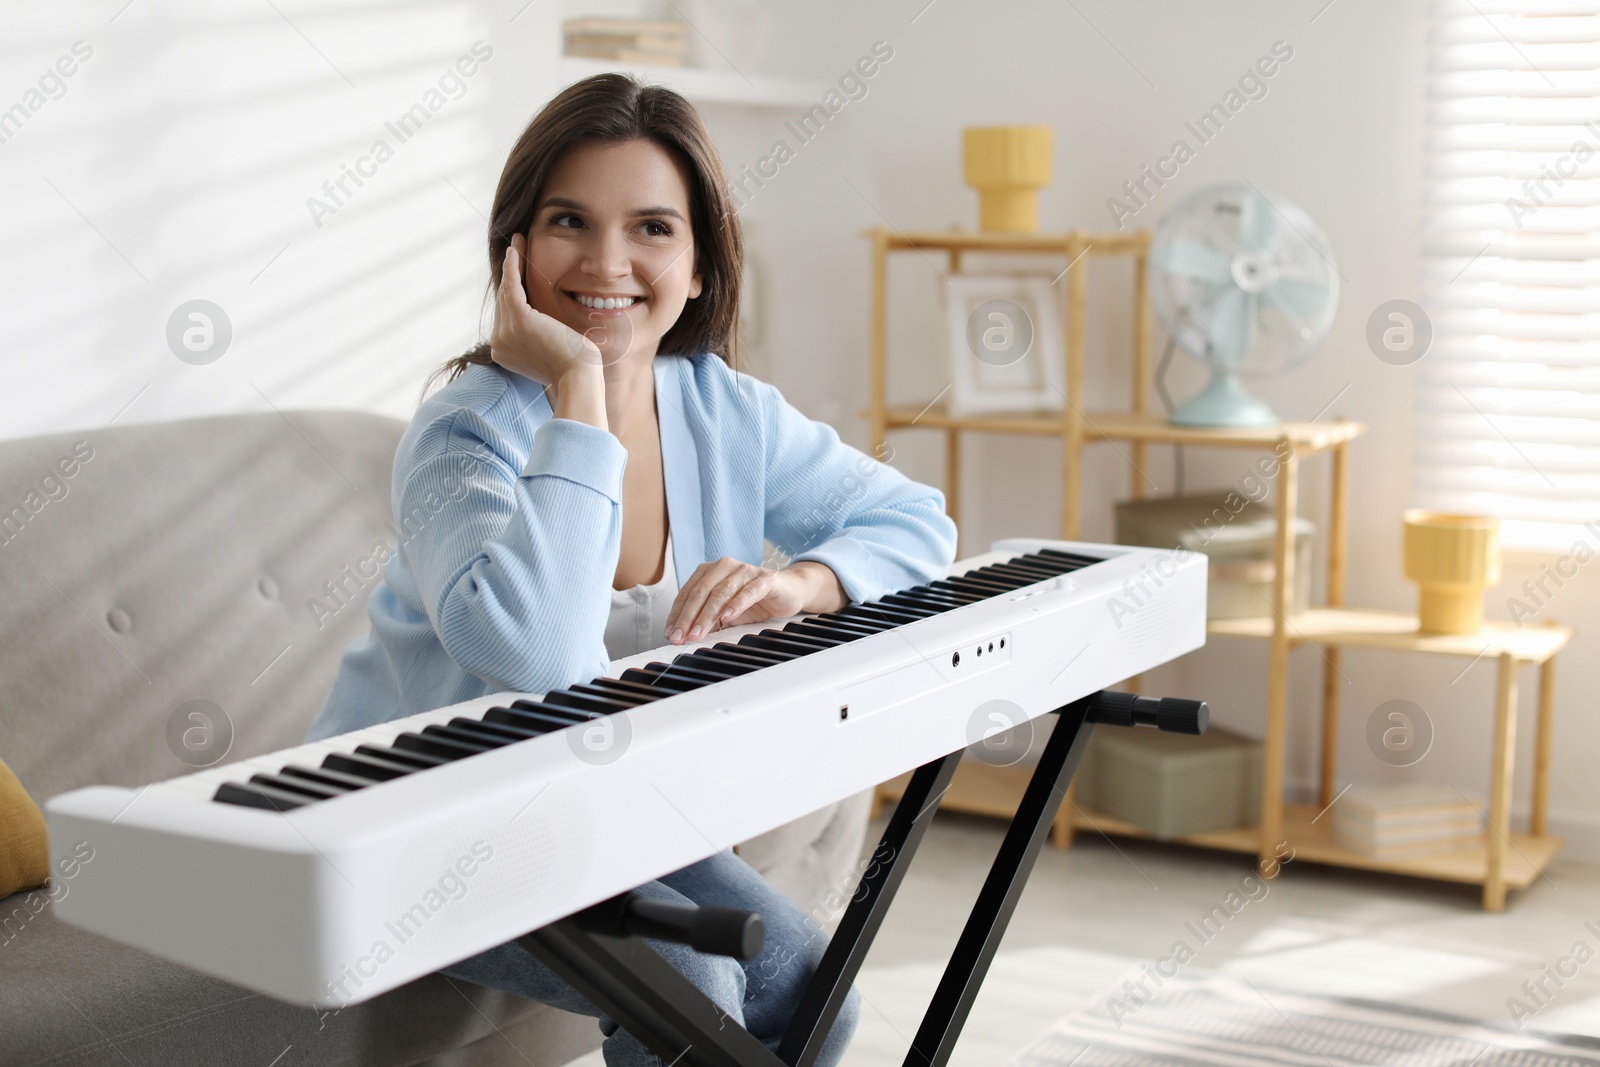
[604,529,679,661]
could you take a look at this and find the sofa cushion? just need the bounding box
[0,888,603,1067]
[0,757,49,896]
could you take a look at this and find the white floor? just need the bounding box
[572,811,1600,1065]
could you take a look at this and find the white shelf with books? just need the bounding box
[558,55,825,109]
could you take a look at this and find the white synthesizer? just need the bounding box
[45,537,1205,1008]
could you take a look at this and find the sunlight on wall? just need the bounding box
[0,0,499,440]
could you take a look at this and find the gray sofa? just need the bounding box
[0,409,870,1067]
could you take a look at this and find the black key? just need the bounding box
[968,566,1035,588]
[620,667,701,693]
[581,677,668,699]
[968,563,1035,583]
[806,612,888,632]
[995,558,1064,578]
[798,619,886,639]
[362,742,450,768]
[250,772,345,800]
[638,660,728,685]
[691,647,777,670]
[761,627,834,649]
[863,599,941,619]
[394,731,487,761]
[838,603,922,626]
[214,780,308,811]
[357,742,446,769]
[323,750,417,782]
[953,566,1024,586]
[940,573,1016,594]
[450,716,541,743]
[1021,552,1092,573]
[739,632,827,657]
[543,689,638,715]
[1037,547,1103,566]
[1015,552,1075,573]
[511,699,598,722]
[993,563,1060,583]
[880,592,963,613]
[896,587,981,607]
[809,613,896,634]
[783,621,869,644]
[774,623,853,646]
[721,638,804,661]
[932,577,1008,598]
[573,680,665,705]
[422,724,509,751]
[710,641,789,665]
[901,581,981,600]
[484,705,572,733]
[660,655,746,679]
[282,764,376,792]
[678,651,762,676]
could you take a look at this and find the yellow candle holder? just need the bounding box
[1402,509,1502,634]
[962,125,1053,233]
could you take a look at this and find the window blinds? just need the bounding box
[1418,0,1600,551]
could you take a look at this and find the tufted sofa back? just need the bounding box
[0,410,406,804]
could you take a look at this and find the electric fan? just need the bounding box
[1148,182,1340,427]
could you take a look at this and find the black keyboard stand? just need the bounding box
[515,689,1206,1067]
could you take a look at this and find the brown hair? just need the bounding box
[421,73,743,401]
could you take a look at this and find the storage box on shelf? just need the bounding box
[1331,784,1486,861]
[1114,492,1315,620]
[1076,724,1263,840]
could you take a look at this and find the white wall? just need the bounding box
[6,1,1595,856]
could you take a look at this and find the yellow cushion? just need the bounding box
[0,757,49,898]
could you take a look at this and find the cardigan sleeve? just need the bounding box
[756,378,958,604]
[395,416,625,694]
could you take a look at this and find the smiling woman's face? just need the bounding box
[523,137,702,365]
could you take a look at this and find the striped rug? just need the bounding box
[1011,970,1600,1066]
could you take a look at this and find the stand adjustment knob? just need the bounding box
[579,893,767,960]
[1085,691,1208,735]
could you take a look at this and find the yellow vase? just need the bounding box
[962,126,1053,233]
[1402,510,1502,634]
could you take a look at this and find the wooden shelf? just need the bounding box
[868,402,1365,452]
[862,220,1570,910]
[1208,608,1573,663]
[878,767,1563,892]
[1071,802,1562,891]
[558,56,826,108]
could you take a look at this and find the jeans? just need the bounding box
[441,848,862,1066]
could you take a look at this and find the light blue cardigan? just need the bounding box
[306,353,958,741]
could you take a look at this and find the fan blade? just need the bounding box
[1264,275,1333,319]
[1155,238,1232,283]
[1205,287,1253,367]
[1239,190,1276,253]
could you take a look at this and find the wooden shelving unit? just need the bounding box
[863,224,1573,910]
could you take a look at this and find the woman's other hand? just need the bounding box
[665,559,847,644]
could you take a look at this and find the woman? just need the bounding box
[306,73,957,1065]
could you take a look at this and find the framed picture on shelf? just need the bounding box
[940,272,1065,416]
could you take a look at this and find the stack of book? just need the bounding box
[563,18,688,66]
[1332,784,1485,860]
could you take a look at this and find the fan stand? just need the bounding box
[1169,368,1279,428]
